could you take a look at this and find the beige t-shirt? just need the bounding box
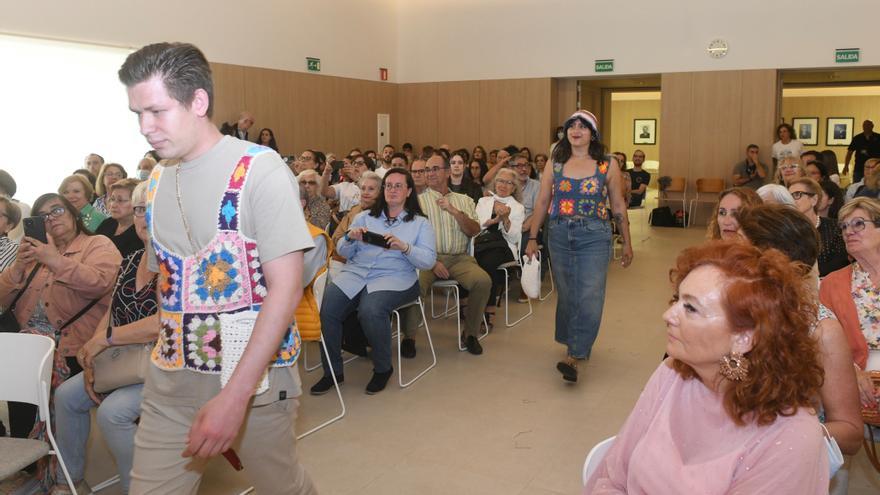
[145,136,314,405]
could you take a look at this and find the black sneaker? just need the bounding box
[400,338,417,359]
[365,368,394,395]
[465,335,483,355]
[556,361,578,383]
[310,375,343,396]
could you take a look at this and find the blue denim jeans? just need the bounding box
[548,217,611,359]
[320,281,420,376]
[54,372,143,493]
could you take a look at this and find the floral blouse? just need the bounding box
[851,262,880,350]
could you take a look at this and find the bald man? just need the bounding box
[220,111,255,141]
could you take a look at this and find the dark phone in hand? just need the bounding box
[23,217,48,244]
[361,231,390,248]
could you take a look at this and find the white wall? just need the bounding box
[0,0,398,82]
[396,0,880,82]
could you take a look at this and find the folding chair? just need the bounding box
[0,334,77,494]
[391,298,436,387]
[301,272,359,372]
[657,177,688,226]
[497,242,533,327]
[582,436,616,486]
[688,178,725,227]
[430,279,489,351]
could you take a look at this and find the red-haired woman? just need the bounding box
[585,241,828,494]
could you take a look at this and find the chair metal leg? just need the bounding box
[430,286,457,319]
[91,475,121,492]
[395,298,437,387]
[539,251,554,301]
[297,338,346,440]
[499,265,533,327]
[44,388,77,495]
[303,340,358,372]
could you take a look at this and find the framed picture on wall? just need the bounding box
[826,117,854,146]
[792,117,819,146]
[633,118,656,145]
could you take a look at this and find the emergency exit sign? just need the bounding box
[835,48,859,64]
[306,57,321,72]
[595,59,614,73]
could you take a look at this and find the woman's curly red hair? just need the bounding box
[670,241,824,426]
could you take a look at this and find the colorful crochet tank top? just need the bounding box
[548,159,609,220]
[145,146,301,374]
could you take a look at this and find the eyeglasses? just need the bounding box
[425,166,448,173]
[838,217,880,234]
[411,169,426,175]
[514,163,530,169]
[384,183,407,191]
[108,196,130,204]
[38,206,66,220]
[779,164,799,170]
[353,160,367,166]
[298,156,314,162]
[133,206,147,217]
[790,191,816,200]
[496,179,515,187]
[299,180,318,186]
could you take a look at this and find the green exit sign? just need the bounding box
[835,48,859,64]
[306,57,321,72]
[595,59,614,73]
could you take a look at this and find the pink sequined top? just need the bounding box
[584,362,828,494]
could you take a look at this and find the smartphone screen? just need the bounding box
[23,216,48,244]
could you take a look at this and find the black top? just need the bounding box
[110,249,158,327]
[629,169,651,205]
[847,132,880,180]
[817,216,850,277]
[95,218,141,258]
[449,179,483,204]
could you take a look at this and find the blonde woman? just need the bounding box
[93,163,127,215]
[59,175,106,232]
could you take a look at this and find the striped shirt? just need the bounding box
[418,188,477,255]
[0,235,18,272]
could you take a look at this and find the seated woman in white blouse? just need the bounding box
[474,168,524,328]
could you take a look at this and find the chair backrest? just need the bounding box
[582,436,616,486]
[0,333,55,421]
[695,178,725,194]
[666,177,687,193]
[313,271,328,312]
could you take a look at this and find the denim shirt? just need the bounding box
[334,209,437,298]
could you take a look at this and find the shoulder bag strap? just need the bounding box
[59,297,101,331]
[5,265,40,313]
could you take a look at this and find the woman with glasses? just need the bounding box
[53,181,157,495]
[298,169,331,230]
[475,168,524,329]
[820,198,880,424]
[0,193,120,490]
[59,175,107,232]
[93,163,127,216]
[95,178,141,258]
[788,178,849,276]
[776,157,805,187]
[0,197,21,271]
[310,168,436,395]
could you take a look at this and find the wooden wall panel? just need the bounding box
[609,99,661,162]
[210,63,245,129]
[659,72,694,181]
[438,81,480,152]
[524,78,552,156]
[740,70,778,168]
[689,71,743,177]
[479,79,527,151]
[553,78,577,128]
[397,83,439,150]
[781,94,880,162]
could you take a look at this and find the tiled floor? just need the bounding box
[38,207,880,493]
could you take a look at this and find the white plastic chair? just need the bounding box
[0,334,77,494]
[430,279,489,351]
[297,271,346,440]
[582,436,616,486]
[496,242,533,327]
[392,297,436,387]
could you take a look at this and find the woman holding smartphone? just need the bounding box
[310,168,436,395]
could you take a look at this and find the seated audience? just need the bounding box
[803,161,846,219]
[820,198,880,418]
[95,178,142,258]
[53,182,157,494]
[488,149,498,167]
[448,149,482,203]
[705,187,762,240]
[93,162,127,216]
[776,157,804,187]
[612,152,631,206]
[585,241,828,493]
[475,168,524,328]
[820,149,842,184]
[845,158,879,201]
[772,122,804,170]
[374,144,395,178]
[471,145,487,164]
[295,149,320,175]
[84,153,105,178]
[411,159,428,195]
[516,154,541,245]
[0,169,30,240]
[731,144,767,190]
[402,142,415,163]
[534,153,549,177]
[322,154,366,213]
[853,163,880,199]
[788,178,849,276]
[390,151,409,171]
[0,196,21,270]
[469,159,489,193]
[403,152,491,356]
[59,174,106,233]
[256,127,279,151]
[331,171,382,269]
[628,150,651,207]
[483,145,518,184]
[136,156,157,181]
[756,183,796,206]
[738,204,863,460]
[299,169,331,229]
[72,168,98,190]
[219,110,255,140]
[0,193,120,489]
[311,168,436,395]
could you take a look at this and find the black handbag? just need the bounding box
[473,220,509,254]
[0,265,40,333]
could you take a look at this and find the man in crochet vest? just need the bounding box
[120,42,318,494]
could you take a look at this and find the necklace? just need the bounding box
[175,164,199,253]
[814,215,821,228]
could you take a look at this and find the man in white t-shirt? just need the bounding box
[120,42,316,494]
[374,144,395,178]
[321,154,368,212]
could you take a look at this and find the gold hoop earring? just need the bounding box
[719,352,750,381]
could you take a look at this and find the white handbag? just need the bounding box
[520,255,541,300]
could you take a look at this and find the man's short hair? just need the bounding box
[118,42,215,117]
[746,144,759,152]
[383,144,395,151]
[430,151,450,168]
[391,152,409,164]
